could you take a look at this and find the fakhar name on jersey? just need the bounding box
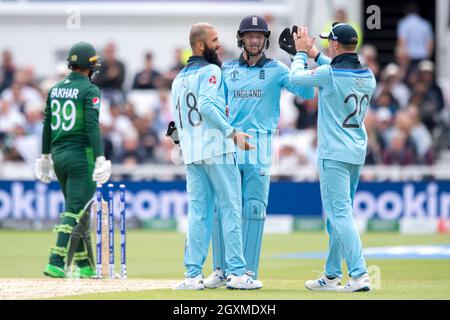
[50,88,79,99]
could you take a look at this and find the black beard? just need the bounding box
[203,44,222,68]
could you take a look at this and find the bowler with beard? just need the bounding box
[171,23,263,290]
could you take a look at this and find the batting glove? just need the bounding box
[92,156,112,184]
[35,154,55,184]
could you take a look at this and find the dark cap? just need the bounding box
[319,23,358,45]
[238,15,270,35]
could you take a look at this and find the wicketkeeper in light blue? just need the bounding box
[204,15,315,288]
[288,24,376,292]
[170,22,262,290]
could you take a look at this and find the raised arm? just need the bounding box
[289,52,331,88]
[279,61,315,99]
[289,26,332,88]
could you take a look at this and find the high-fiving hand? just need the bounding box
[293,26,318,58]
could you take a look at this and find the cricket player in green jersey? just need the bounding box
[35,42,112,278]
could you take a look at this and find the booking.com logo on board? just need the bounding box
[0,181,449,221]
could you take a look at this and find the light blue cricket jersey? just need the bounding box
[222,53,315,169]
[290,52,377,165]
[171,56,235,164]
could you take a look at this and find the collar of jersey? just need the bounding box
[68,72,88,80]
[186,55,210,68]
[238,53,269,67]
[330,53,362,69]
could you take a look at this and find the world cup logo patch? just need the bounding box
[230,69,240,81]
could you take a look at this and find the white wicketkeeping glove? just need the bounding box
[92,156,112,184]
[34,154,55,184]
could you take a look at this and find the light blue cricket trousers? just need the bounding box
[212,163,270,278]
[184,152,246,278]
[318,159,367,279]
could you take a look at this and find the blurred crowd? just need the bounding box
[276,5,449,169]
[1,5,449,169]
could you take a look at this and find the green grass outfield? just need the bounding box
[0,230,449,299]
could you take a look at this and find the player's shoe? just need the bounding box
[244,270,264,287]
[204,268,227,289]
[172,274,205,290]
[79,265,96,279]
[43,264,65,278]
[338,273,371,292]
[304,274,341,291]
[226,273,263,290]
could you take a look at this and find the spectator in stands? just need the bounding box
[40,62,70,95]
[132,52,163,90]
[106,102,135,162]
[1,35,447,170]
[102,133,115,165]
[293,95,317,130]
[376,63,410,109]
[278,136,303,170]
[364,110,384,165]
[94,42,126,103]
[415,60,445,132]
[0,99,25,135]
[0,99,25,161]
[1,120,26,162]
[152,89,173,134]
[23,101,43,137]
[371,88,400,115]
[21,65,39,90]
[375,107,394,147]
[133,115,159,163]
[13,101,42,166]
[276,131,317,171]
[0,50,16,94]
[118,129,144,165]
[278,92,300,132]
[98,107,115,164]
[407,104,434,164]
[382,129,416,165]
[321,8,363,50]
[395,110,417,145]
[1,69,42,113]
[397,3,434,69]
[123,100,138,121]
[394,46,412,84]
[360,45,380,80]
[382,110,418,165]
[162,48,187,88]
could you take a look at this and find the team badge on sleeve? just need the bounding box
[92,97,100,110]
[209,75,217,85]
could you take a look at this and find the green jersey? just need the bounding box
[42,72,104,158]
